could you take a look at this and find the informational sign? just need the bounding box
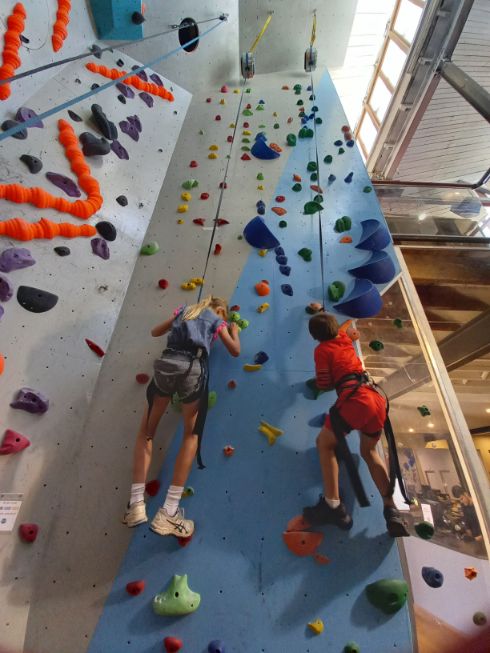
[0,493,23,532]
[421,502,434,524]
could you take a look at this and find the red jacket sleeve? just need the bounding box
[314,344,333,389]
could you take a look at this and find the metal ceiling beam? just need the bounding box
[440,61,490,123]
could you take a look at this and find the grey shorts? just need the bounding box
[151,349,206,404]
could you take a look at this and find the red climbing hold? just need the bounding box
[177,532,194,547]
[272,207,287,216]
[310,184,323,193]
[85,338,105,357]
[126,580,145,596]
[219,182,228,189]
[287,117,293,123]
[189,160,198,168]
[206,98,212,103]
[158,279,169,289]
[227,135,233,143]
[220,85,229,93]
[314,553,331,565]
[200,192,210,200]
[0,429,31,455]
[344,132,352,141]
[230,304,240,311]
[214,244,222,255]
[293,174,301,182]
[241,153,251,161]
[19,523,39,543]
[136,373,150,384]
[215,115,221,121]
[245,103,251,109]
[283,531,323,557]
[227,380,237,389]
[193,218,205,226]
[243,121,249,128]
[145,479,161,496]
[223,445,235,457]
[341,125,350,133]
[163,637,183,653]
[275,195,286,203]
[216,219,229,226]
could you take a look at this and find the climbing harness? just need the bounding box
[304,12,317,72]
[240,12,273,80]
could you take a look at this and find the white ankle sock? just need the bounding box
[325,497,340,509]
[129,483,145,506]
[163,485,184,517]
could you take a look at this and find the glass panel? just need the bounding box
[394,0,423,43]
[370,76,393,121]
[358,111,378,153]
[382,38,407,87]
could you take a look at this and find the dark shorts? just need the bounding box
[150,349,207,404]
[324,386,386,438]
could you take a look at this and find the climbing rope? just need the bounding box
[249,13,273,54]
[310,11,317,47]
[0,20,226,141]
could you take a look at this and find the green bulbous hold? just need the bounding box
[256,105,264,111]
[415,520,434,540]
[286,133,297,146]
[242,137,250,143]
[242,109,253,116]
[338,147,345,154]
[298,111,306,118]
[298,127,314,138]
[298,247,312,262]
[258,124,266,128]
[140,241,159,255]
[369,340,384,352]
[292,183,302,192]
[366,578,408,615]
[335,216,352,232]
[309,94,315,101]
[241,146,251,151]
[310,172,318,181]
[293,84,302,91]
[344,643,361,653]
[229,311,241,323]
[307,161,317,172]
[153,575,201,616]
[304,200,323,215]
[363,185,373,193]
[257,172,264,180]
[328,281,345,302]
[245,88,251,93]
[182,179,198,190]
[315,117,323,124]
[296,99,304,106]
[279,220,287,228]
[393,318,403,329]
[313,194,323,203]
[324,154,333,164]
[208,391,217,409]
[273,123,280,129]
[237,319,249,329]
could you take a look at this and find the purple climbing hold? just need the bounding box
[120,120,139,142]
[16,106,43,127]
[20,154,42,173]
[17,286,58,313]
[281,284,293,296]
[91,238,110,260]
[79,133,111,156]
[127,114,142,132]
[116,83,135,99]
[2,119,27,139]
[68,109,82,122]
[256,200,266,215]
[0,247,35,273]
[150,73,163,87]
[0,305,4,320]
[208,641,227,653]
[110,140,129,160]
[0,274,14,301]
[132,65,148,82]
[275,246,284,256]
[254,351,269,365]
[139,92,154,108]
[10,388,49,414]
[279,265,291,276]
[46,172,81,197]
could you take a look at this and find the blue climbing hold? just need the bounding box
[251,138,280,160]
[255,132,267,141]
[281,284,293,296]
[356,219,391,251]
[254,351,269,365]
[243,217,280,250]
[344,172,354,183]
[346,139,355,147]
[334,139,343,146]
[256,200,266,215]
[208,641,227,653]
[333,278,383,318]
[276,255,288,265]
[259,99,265,104]
[279,265,291,276]
[349,250,396,284]
[422,566,444,589]
[328,174,336,184]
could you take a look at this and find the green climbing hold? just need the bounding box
[335,216,352,232]
[243,109,253,116]
[309,94,315,101]
[237,318,249,330]
[257,173,264,180]
[140,241,159,256]
[298,247,312,262]
[293,84,302,92]
[369,340,384,352]
[208,390,217,409]
[312,105,319,112]
[292,183,302,192]
[182,179,198,190]
[182,486,194,498]
[256,105,264,111]
[310,172,318,181]
[338,147,345,154]
[473,611,487,626]
[245,88,251,93]
[226,155,230,159]
[417,405,431,417]
[307,161,318,172]
[296,99,304,106]
[298,127,314,138]
[279,220,287,228]
[393,318,403,329]
[415,521,434,540]
[328,281,345,302]
[344,643,360,653]
[273,123,280,129]
[229,311,241,323]
[298,111,306,118]
[237,235,243,240]
[242,137,250,143]
[306,377,329,398]
[241,146,250,151]
[258,124,266,128]
[366,579,408,615]
[198,129,205,135]
[153,575,201,616]
[287,134,297,146]
[324,154,333,164]
[304,201,323,214]
[313,194,323,203]
[315,117,322,124]
[363,186,373,193]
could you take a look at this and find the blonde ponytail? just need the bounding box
[183,295,228,321]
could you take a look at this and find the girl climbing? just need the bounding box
[123,296,240,538]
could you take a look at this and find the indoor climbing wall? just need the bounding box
[73,70,412,653]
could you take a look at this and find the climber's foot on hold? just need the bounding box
[150,507,194,538]
[122,500,148,527]
[303,496,353,530]
[384,506,410,538]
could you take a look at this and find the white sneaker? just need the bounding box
[150,507,194,538]
[122,500,148,527]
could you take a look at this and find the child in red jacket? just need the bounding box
[303,311,409,537]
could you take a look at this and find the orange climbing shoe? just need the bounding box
[122,501,148,527]
[150,507,194,538]
[384,506,410,538]
[303,496,353,531]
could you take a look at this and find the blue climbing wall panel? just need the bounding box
[88,72,411,653]
[89,0,144,41]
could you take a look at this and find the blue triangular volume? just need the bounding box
[243,217,280,249]
[251,138,280,160]
[333,278,383,318]
[356,219,391,251]
[349,251,396,284]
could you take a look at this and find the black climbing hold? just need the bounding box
[91,83,100,91]
[281,284,293,296]
[116,195,128,207]
[90,44,103,59]
[54,246,70,257]
[20,34,30,43]
[74,78,81,84]
[68,109,82,122]
[20,154,42,174]
[132,11,145,24]
[2,120,27,139]
[96,221,117,241]
[116,59,125,67]
[117,94,126,104]
[91,104,118,140]
[79,132,111,156]
[17,286,58,313]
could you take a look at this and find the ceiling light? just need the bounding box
[428,422,434,428]
[408,428,414,433]
[486,408,490,414]
[418,213,426,221]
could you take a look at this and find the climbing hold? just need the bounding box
[313,194,323,203]
[275,195,285,203]
[177,204,189,213]
[417,405,431,417]
[193,219,205,226]
[182,487,194,498]
[334,279,382,318]
[464,567,478,580]
[111,140,129,160]
[251,138,280,160]
[363,186,373,193]
[276,254,287,265]
[164,637,183,653]
[258,249,267,257]
[257,303,269,313]
[346,140,355,147]
[95,221,117,242]
[334,139,343,146]
[200,193,209,200]
[208,152,218,159]
[286,514,312,532]
[46,172,81,197]
[126,580,145,596]
[335,216,352,233]
[153,575,201,616]
[0,429,31,455]
[310,184,323,194]
[244,218,279,250]
[393,318,403,329]
[17,286,58,313]
[328,174,336,184]
[272,207,287,216]
[207,641,227,653]
[283,530,323,556]
[298,248,312,262]
[158,279,169,290]
[281,284,293,296]
[19,524,39,543]
[182,180,198,190]
[344,172,354,183]
[328,281,346,302]
[414,521,434,540]
[422,566,444,588]
[314,553,331,565]
[189,160,199,168]
[242,109,253,116]
[85,338,105,358]
[219,98,226,105]
[324,154,333,164]
[356,219,391,250]
[310,173,318,182]
[286,133,297,146]
[256,200,266,215]
[369,340,384,352]
[293,174,302,182]
[366,579,408,614]
[308,619,324,635]
[54,246,70,256]
[315,117,322,124]
[338,147,345,155]
[298,127,314,138]
[0,248,35,273]
[304,201,323,215]
[255,280,270,296]
[181,192,192,202]
[177,219,184,225]
[136,373,150,385]
[349,251,396,284]
[10,387,49,414]
[0,274,13,302]
[117,83,135,98]
[215,115,221,121]
[473,612,487,626]
[292,183,302,192]
[254,351,269,365]
[209,144,219,151]
[279,265,291,276]
[340,236,352,244]
[90,104,118,141]
[20,154,43,174]
[68,109,82,122]
[223,445,235,457]
[91,237,110,260]
[344,642,361,653]
[257,184,264,191]
[307,161,317,172]
[241,153,251,160]
[279,220,287,228]
[1,120,27,139]
[258,420,284,446]
[213,243,222,256]
[243,364,262,372]
[116,195,128,207]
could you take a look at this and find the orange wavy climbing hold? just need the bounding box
[0,217,96,241]
[0,354,4,375]
[86,63,174,102]
[269,143,282,153]
[340,236,352,244]
[283,531,323,557]
[272,207,287,216]
[0,119,102,219]
[52,0,71,52]
[286,514,311,532]
[0,3,26,101]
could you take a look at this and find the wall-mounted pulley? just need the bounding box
[304,46,317,72]
[240,12,273,80]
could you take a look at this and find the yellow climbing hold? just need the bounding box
[181,281,196,291]
[177,219,185,224]
[209,144,219,151]
[233,89,240,94]
[257,303,270,313]
[243,129,252,136]
[257,184,264,190]
[258,249,267,257]
[258,420,284,446]
[273,111,278,117]
[181,191,192,201]
[308,620,324,635]
[244,364,262,372]
[177,204,189,213]
[208,152,218,159]
[190,277,204,286]
[219,98,226,105]
[229,122,235,128]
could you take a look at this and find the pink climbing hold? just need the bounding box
[193,218,205,226]
[220,85,229,93]
[243,122,249,128]
[200,192,210,200]
[145,479,161,496]
[126,580,145,596]
[241,153,251,161]
[287,117,293,124]
[189,160,198,168]
[227,380,237,389]
[206,98,212,103]
[227,135,233,143]
[136,373,150,384]
[245,103,252,109]
[158,279,169,289]
[215,115,221,121]
[19,523,39,543]
[164,637,183,653]
[214,244,222,255]
[0,429,31,455]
